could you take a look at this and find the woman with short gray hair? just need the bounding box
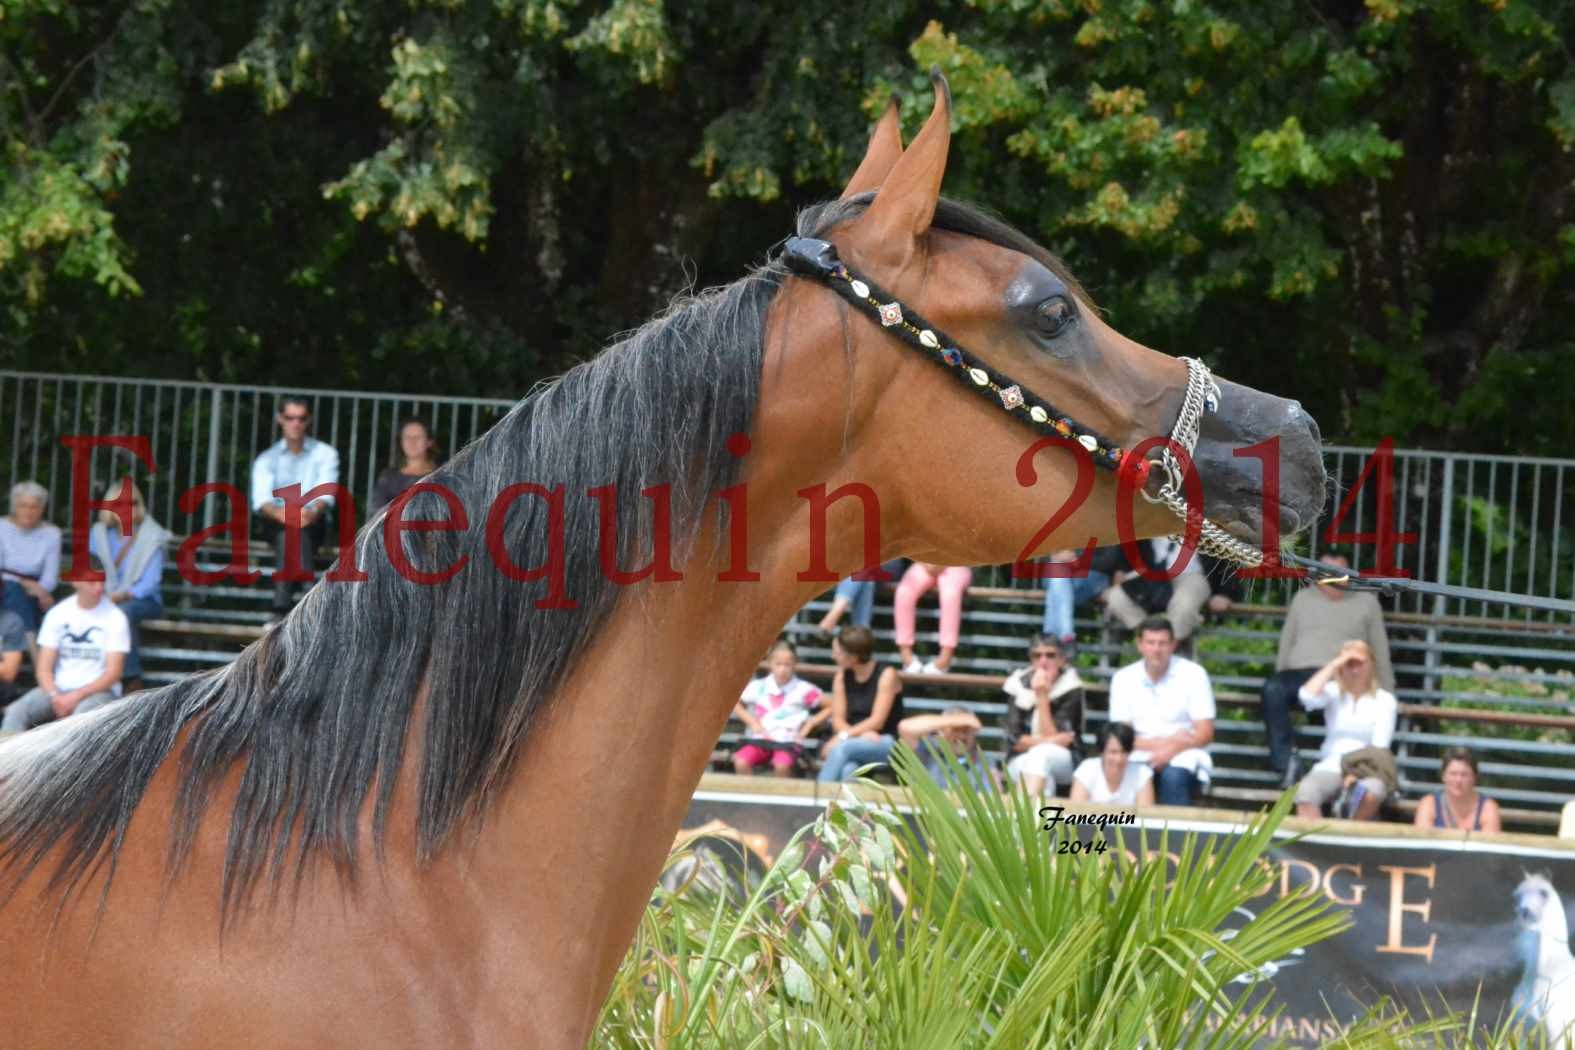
[1,481,62,633]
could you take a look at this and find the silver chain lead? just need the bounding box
[1142,358,1266,568]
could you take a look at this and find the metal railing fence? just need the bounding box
[1,371,516,540]
[981,444,1575,623]
[3,370,1574,621]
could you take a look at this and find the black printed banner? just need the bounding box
[683,789,1575,1047]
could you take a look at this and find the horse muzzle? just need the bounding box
[1190,380,1327,547]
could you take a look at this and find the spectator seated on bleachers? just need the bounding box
[0,608,25,708]
[815,559,906,636]
[730,640,829,778]
[816,625,906,783]
[1293,641,1398,822]
[897,706,999,794]
[1001,634,1085,798]
[1,555,129,733]
[1107,615,1216,807]
[0,481,62,636]
[894,562,971,674]
[89,476,170,692]
[1413,746,1503,833]
[250,395,341,622]
[1262,553,1393,787]
[1103,538,1225,645]
[371,416,443,513]
[1069,722,1155,806]
[1199,552,1245,622]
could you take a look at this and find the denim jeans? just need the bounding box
[1,686,116,732]
[1,579,42,634]
[1154,764,1200,806]
[1259,668,1318,772]
[1040,570,1110,639]
[832,559,905,628]
[817,735,896,782]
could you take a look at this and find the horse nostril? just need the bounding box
[1284,399,1320,441]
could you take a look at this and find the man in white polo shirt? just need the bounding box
[1,555,130,732]
[1107,615,1216,806]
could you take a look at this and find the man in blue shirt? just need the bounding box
[250,396,341,620]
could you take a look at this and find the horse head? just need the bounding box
[762,71,1325,568]
[1516,873,1570,936]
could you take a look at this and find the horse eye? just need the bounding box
[1037,297,1076,339]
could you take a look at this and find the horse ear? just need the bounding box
[840,95,904,200]
[857,69,951,264]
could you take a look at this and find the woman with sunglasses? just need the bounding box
[1002,635,1085,797]
[1293,640,1398,821]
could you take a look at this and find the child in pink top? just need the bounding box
[733,641,829,777]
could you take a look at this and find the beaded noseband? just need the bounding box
[782,236,1265,566]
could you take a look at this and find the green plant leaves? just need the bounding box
[596,745,1541,1048]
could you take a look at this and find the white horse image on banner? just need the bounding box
[1512,873,1575,1048]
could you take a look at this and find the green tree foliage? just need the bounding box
[2,0,1572,453]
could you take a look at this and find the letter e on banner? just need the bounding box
[1376,864,1437,962]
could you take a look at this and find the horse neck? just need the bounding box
[1543,899,1574,963]
[462,483,876,1043]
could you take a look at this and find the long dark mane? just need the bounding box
[0,196,1080,921]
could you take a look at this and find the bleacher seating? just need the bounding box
[10,534,1570,833]
[729,581,1574,833]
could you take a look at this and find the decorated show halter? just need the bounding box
[783,235,1575,615]
[782,235,1266,568]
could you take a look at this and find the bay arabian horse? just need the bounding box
[0,73,1325,1048]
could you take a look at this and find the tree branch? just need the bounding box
[396,227,473,328]
[37,3,139,128]
[0,48,43,143]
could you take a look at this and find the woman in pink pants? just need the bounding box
[894,562,973,674]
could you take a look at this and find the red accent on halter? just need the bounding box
[1119,451,1152,489]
